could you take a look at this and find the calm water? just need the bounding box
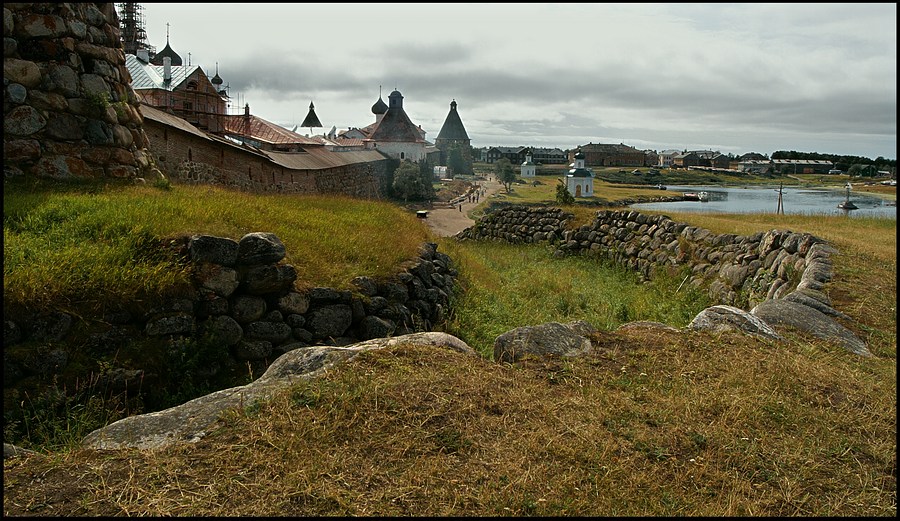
[630,184,897,219]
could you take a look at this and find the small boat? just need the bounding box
[683,192,699,201]
[698,191,710,202]
[655,184,666,190]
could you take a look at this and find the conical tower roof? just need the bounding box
[370,90,423,142]
[300,101,322,128]
[436,99,469,141]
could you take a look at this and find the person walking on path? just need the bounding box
[425,176,504,237]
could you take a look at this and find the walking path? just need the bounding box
[425,176,504,237]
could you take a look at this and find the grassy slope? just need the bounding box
[3,179,430,315]
[3,179,896,516]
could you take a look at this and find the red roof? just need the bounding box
[220,114,321,145]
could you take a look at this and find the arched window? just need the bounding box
[400,152,405,160]
[186,81,198,90]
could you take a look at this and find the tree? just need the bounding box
[556,180,575,205]
[392,160,427,201]
[495,158,517,193]
[417,158,435,200]
[447,143,471,176]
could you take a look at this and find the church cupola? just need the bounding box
[150,23,182,66]
[388,89,403,109]
[211,62,223,87]
[371,86,388,116]
[574,149,586,169]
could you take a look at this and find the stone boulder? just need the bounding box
[750,299,871,357]
[687,305,782,341]
[236,232,286,266]
[494,320,597,363]
[782,288,849,319]
[188,235,239,266]
[82,332,475,451]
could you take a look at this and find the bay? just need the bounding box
[630,184,896,219]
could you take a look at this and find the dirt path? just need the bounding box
[425,176,504,237]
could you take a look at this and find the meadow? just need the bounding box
[3,175,896,516]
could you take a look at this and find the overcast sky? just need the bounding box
[139,3,896,159]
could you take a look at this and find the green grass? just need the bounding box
[3,178,429,316]
[438,240,710,358]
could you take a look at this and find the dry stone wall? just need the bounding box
[4,3,155,179]
[458,205,834,309]
[3,236,457,394]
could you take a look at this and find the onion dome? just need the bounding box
[150,41,182,66]
[371,95,388,115]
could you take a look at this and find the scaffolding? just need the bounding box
[117,3,155,57]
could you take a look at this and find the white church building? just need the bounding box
[521,148,536,178]
[564,149,594,197]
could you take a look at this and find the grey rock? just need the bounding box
[232,340,273,361]
[783,288,849,319]
[189,235,239,266]
[81,332,473,451]
[4,443,40,460]
[4,105,46,136]
[236,232,286,266]
[359,316,396,340]
[30,311,73,342]
[145,314,195,336]
[274,293,307,317]
[688,305,782,341]
[307,304,353,339]
[494,320,597,363]
[244,321,292,344]
[202,315,243,347]
[230,295,267,323]
[351,276,379,296]
[751,299,870,357]
[242,264,297,295]
[196,264,240,297]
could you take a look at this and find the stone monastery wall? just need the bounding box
[143,118,391,197]
[4,3,154,179]
[458,205,836,309]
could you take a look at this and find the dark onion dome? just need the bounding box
[211,73,223,86]
[371,95,388,115]
[436,99,470,141]
[568,149,592,177]
[522,148,534,165]
[150,41,182,66]
[300,101,323,128]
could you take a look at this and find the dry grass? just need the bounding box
[3,184,895,517]
[4,329,895,516]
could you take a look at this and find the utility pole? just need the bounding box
[776,182,784,215]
